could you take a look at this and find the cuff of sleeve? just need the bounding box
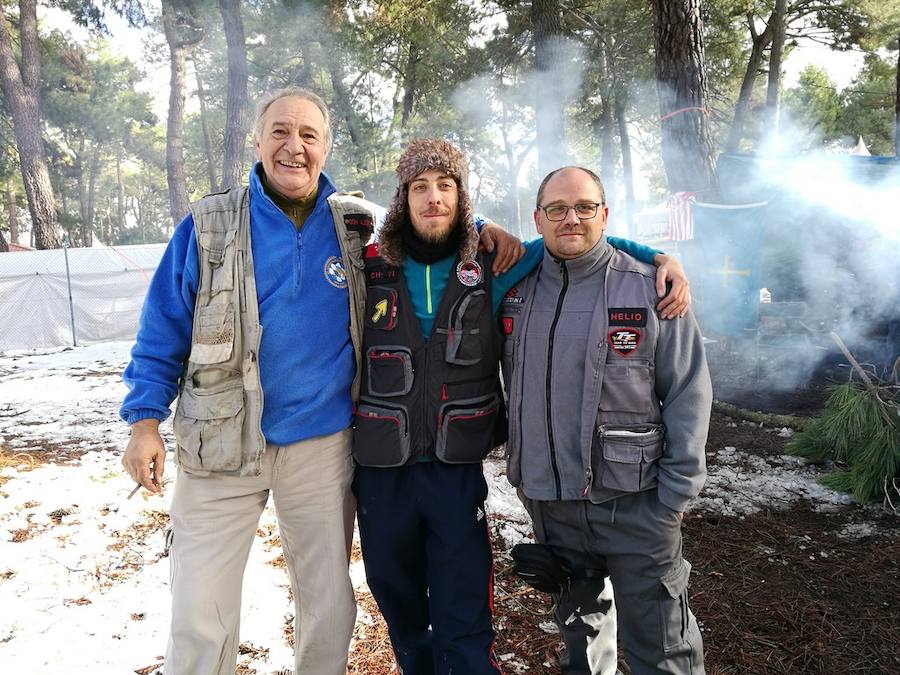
[123,409,169,425]
[657,483,692,513]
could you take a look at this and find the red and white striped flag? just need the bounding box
[667,191,696,241]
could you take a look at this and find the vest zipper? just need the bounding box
[546,260,568,500]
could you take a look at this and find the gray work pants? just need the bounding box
[523,490,704,675]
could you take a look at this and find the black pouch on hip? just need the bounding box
[510,543,572,594]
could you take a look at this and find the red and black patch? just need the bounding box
[367,267,399,283]
[344,213,374,237]
[502,286,524,304]
[607,329,641,356]
[501,316,514,335]
[608,307,647,327]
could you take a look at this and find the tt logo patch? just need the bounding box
[608,329,641,356]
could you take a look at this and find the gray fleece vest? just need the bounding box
[501,246,665,503]
[172,186,373,476]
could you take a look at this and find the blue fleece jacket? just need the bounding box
[403,235,660,336]
[120,163,355,445]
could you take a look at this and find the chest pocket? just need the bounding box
[599,360,653,414]
[441,289,486,365]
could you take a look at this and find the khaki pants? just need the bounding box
[164,429,357,675]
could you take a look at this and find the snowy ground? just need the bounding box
[0,342,878,674]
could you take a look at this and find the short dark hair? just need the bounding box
[536,166,606,208]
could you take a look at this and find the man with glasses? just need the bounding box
[500,166,712,675]
[353,143,693,674]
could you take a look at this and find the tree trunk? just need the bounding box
[0,226,7,252]
[219,0,248,189]
[401,42,419,129]
[895,37,899,158]
[6,179,18,244]
[115,144,125,234]
[532,0,568,177]
[77,137,89,240]
[84,143,101,247]
[650,0,717,194]
[615,92,636,238]
[0,0,60,249]
[766,0,788,137]
[725,14,775,153]
[193,57,218,191]
[162,0,200,225]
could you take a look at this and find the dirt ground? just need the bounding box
[483,412,900,675]
[345,409,899,674]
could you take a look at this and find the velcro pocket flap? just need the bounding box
[661,559,692,599]
[179,380,244,420]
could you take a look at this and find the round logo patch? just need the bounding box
[456,260,483,287]
[324,256,348,289]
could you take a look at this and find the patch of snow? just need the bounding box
[691,447,855,517]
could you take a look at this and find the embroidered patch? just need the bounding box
[501,316,514,335]
[368,267,399,283]
[456,260,483,287]
[608,329,641,356]
[502,286,524,304]
[608,307,647,327]
[367,287,399,330]
[323,256,348,289]
[344,213,374,235]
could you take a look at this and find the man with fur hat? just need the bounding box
[352,139,685,674]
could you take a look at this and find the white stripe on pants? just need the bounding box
[164,429,357,675]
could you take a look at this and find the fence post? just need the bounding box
[63,235,77,347]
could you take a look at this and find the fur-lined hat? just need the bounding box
[377,138,477,267]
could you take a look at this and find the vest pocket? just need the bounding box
[443,289,487,365]
[353,400,410,467]
[190,303,235,365]
[436,394,500,464]
[599,360,652,414]
[174,378,245,472]
[596,424,664,492]
[366,346,414,397]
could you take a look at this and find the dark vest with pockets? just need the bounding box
[353,244,507,466]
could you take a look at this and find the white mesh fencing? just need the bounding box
[0,244,166,352]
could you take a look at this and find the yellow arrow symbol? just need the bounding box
[372,299,388,323]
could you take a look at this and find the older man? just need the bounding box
[352,142,690,675]
[120,88,374,674]
[500,167,712,675]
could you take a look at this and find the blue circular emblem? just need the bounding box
[324,256,348,289]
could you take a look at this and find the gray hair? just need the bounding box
[253,87,332,150]
[536,166,606,208]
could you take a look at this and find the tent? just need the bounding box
[0,243,166,352]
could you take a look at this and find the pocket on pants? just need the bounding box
[659,558,692,652]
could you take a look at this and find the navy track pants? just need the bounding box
[353,462,501,675]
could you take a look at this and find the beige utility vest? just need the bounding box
[172,186,374,476]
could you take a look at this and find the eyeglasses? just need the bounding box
[539,202,604,221]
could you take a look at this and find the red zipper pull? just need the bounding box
[441,383,448,401]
